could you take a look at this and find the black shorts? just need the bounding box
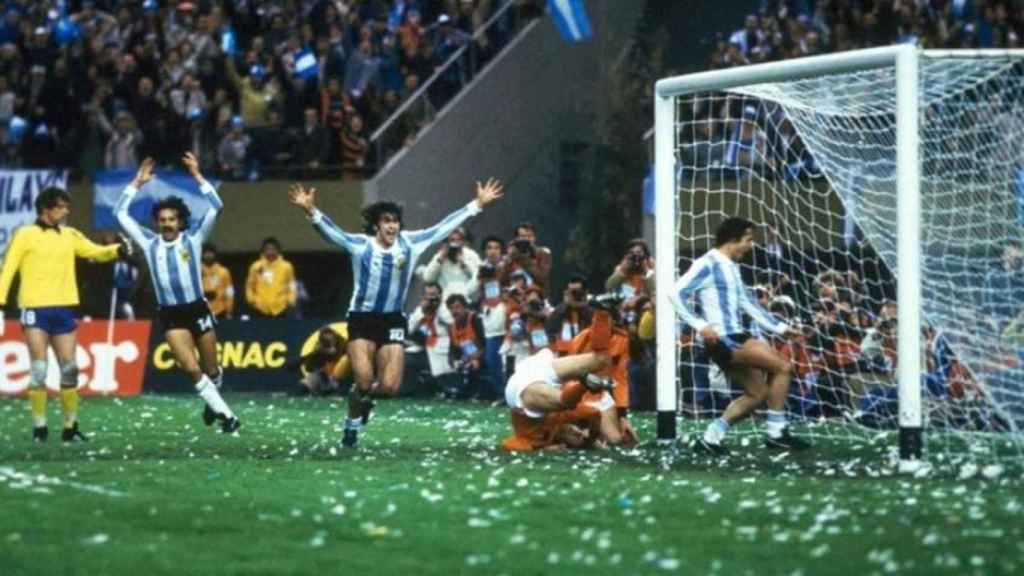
[707,332,752,370]
[158,300,216,338]
[346,311,406,346]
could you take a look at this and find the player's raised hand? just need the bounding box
[289,183,317,215]
[474,177,504,208]
[132,157,156,188]
[182,151,205,183]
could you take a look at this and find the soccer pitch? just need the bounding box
[0,396,1021,575]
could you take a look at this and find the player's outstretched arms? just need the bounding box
[288,182,317,217]
[289,183,364,252]
[182,151,208,187]
[474,177,504,209]
[186,151,223,239]
[116,158,157,246]
[406,178,505,247]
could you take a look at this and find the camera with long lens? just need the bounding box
[527,298,545,315]
[479,262,497,278]
[628,253,645,270]
[447,243,462,261]
[513,239,533,255]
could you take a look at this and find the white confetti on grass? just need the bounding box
[0,467,128,498]
[82,533,110,545]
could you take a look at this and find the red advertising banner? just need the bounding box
[0,320,152,396]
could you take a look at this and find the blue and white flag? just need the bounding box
[93,170,219,233]
[548,0,592,43]
[294,48,318,80]
[0,169,68,262]
[643,167,654,216]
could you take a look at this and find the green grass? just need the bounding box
[1,395,1022,575]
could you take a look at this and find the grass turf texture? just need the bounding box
[0,395,1022,576]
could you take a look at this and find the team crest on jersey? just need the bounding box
[180,249,191,261]
[394,254,406,270]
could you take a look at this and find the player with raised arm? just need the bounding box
[670,216,809,454]
[0,188,130,442]
[115,154,239,433]
[289,178,504,448]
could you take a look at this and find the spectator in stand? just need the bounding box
[605,239,655,300]
[217,115,254,180]
[102,110,143,170]
[132,76,167,160]
[254,107,295,171]
[295,107,329,171]
[983,241,1024,329]
[245,236,297,318]
[224,57,280,130]
[341,112,369,180]
[201,243,235,320]
[344,40,381,97]
[501,221,552,296]
[419,226,481,299]
[0,0,528,175]
[546,276,593,356]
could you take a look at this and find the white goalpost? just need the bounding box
[654,45,1024,471]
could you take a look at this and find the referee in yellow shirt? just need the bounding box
[0,187,127,442]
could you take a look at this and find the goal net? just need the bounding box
[655,47,1024,471]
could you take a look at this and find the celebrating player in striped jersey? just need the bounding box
[671,217,809,454]
[116,154,240,433]
[288,178,504,448]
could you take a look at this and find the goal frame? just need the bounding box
[653,44,941,465]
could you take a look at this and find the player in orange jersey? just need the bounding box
[500,304,618,451]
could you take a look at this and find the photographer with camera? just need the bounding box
[408,282,455,395]
[546,276,594,356]
[501,221,552,296]
[474,236,509,401]
[500,276,552,380]
[446,293,486,400]
[419,227,480,300]
[290,325,351,396]
[606,239,655,300]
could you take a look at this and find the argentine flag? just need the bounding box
[548,0,592,43]
[93,171,220,232]
[294,49,319,80]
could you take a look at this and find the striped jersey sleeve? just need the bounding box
[308,209,368,253]
[402,201,482,256]
[670,255,713,332]
[192,181,224,242]
[114,184,156,247]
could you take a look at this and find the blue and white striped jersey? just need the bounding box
[309,200,482,315]
[115,182,222,308]
[671,248,788,337]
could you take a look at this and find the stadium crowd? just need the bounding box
[712,0,1024,69]
[0,0,537,179]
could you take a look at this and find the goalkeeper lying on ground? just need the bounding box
[500,306,618,451]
